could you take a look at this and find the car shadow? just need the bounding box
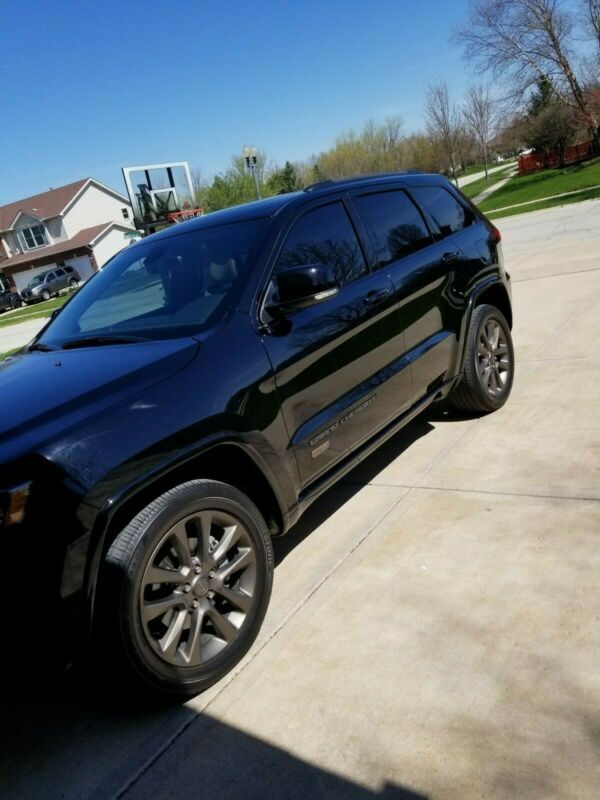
[272,406,472,566]
[0,409,460,799]
[1,669,427,800]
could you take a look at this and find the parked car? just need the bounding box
[0,288,23,313]
[21,265,80,304]
[0,173,513,696]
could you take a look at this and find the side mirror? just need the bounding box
[268,263,339,316]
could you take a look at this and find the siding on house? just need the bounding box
[45,216,66,242]
[63,184,133,239]
[92,225,132,268]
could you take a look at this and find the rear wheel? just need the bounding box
[68,278,78,289]
[448,304,514,413]
[100,480,274,697]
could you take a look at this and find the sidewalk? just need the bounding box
[472,168,517,204]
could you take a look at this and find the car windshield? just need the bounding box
[37,219,268,348]
[28,273,48,287]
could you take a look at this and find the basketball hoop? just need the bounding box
[167,208,204,224]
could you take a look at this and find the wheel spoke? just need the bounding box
[495,342,508,355]
[216,547,255,581]
[182,607,206,665]
[141,592,183,623]
[171,521,193,567]
[195,511,213,562]
[207,607,238,643]
[214,584,252,612]
[145,565,187,586]
[211,524,243,564]
[158,608,187,659]
[487,321,500,350]
[477,340,488,357]
[489,369,498,393]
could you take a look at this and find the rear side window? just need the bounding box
[275,202,368,286]
[412,186,471,236]
[355,190,432,268]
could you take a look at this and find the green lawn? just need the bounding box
[0,293,71,330]
[461,164,515,199]
[460,158,515,178]
[479,157,600,213]
[489,185,600,219]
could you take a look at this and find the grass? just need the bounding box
[488,185,600,219]
[478,156,600,213]
[0,293,70,330]
[461,164,515,199]
[460,158,515,178]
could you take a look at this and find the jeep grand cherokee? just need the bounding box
[0,173,513,696]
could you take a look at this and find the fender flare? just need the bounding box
[81,432,291,639]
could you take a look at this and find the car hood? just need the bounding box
[0,338,200,463]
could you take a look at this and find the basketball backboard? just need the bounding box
[122,161,196,233]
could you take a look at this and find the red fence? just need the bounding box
[518,139,597,175]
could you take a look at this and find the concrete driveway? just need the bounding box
[2,201,599,800]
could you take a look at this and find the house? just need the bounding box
[0,178,138,293]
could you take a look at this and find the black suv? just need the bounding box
[0,287,23,313]
[21,264,80,304]
[0,174,513,696]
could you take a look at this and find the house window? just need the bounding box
[122,208,130,219]
[20,224,48,250]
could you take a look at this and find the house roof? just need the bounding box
[0,179,88,231]
[0,222,126,270]
[0,178,131,231]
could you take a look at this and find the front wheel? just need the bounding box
[99,480,274,697]
[41,289,50,301]
[448,304,514,413]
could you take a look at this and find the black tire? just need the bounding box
[41,289,50,301]
[99,480,273,697]
[448,303,514,413]
[68,278,78,289]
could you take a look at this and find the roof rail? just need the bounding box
[303,171,426,193]
[303,179,337,192]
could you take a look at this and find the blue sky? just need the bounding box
[0,0,471,204]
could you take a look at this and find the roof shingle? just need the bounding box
[0,222,116,269]
[0,179,89,231]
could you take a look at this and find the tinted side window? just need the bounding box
[412,186,471,236]
[55,269,65,277]
[356,190,432,268]
[275,202,367,286]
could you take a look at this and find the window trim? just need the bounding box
[18,223,49,251]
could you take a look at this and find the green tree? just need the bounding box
[204,151,273,212]
[268,161,301,194]
[526,102,576,165]
[527,75,555,117]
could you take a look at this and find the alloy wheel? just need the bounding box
[477,317,511,396]
[139,510,257,667]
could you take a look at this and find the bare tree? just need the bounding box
[463,84,498,178]
[457,0,599,140]
[587,0,600,54]
[424,81,462,185]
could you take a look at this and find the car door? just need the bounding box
[44,272,56,294]
[352,185,467,404]
[54,268,66,291]
[259,197,411,488]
